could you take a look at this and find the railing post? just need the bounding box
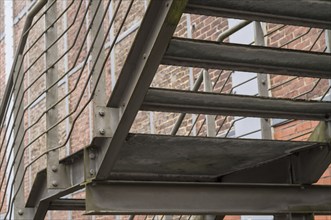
[203,70,216,137]
[202,69,216,220]
[84,0,113,182]
[254,21,272,139]
[12,55,26,219]
[325,30,331,139]
[89,0,106,107]
[45,0,69,189]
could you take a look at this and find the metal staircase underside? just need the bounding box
[25,0,331,218]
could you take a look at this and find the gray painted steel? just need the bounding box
[274,214,314,220]
[12,55,26,219]
[163,38,331,79]
[45,0,67,190]
[85,181,331,214]
[25,135,330,213]
[49,199,85,211]
[6,0,331,217]
[222,143,331,184]
[254,21,272,139]
[185,0,331,29]
[0,0,47,126]
[112,134,328,177]
[142,88,331,120]
[97,0,188,179]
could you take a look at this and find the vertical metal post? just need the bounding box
[254,21,272,139]
[203,70,216,220]
[203,70,216,137]
[109,0,116,90]
[325,30,331,139]
[186,13,197,136]
[45,0,68,189]
[85,0,111,181]
[62,0,72,219]
[62,0,71,158]
[90,0,106,107]
[12,55,26,219]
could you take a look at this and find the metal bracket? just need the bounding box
[88,106,117,181]
[84,147,98,181]
[93,106,114,138]
[47,163,70,189]
[15,207,35,220]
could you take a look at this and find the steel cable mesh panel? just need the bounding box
[0,0,138,218]
[144,19,331,140]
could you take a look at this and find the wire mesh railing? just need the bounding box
[167,21,330,142]
[0,0,139,218]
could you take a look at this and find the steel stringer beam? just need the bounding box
[142,88,331,121]
[185,0,331,29]
[96,0,188,179]
[162,38,331,79]
[85,181,331,215]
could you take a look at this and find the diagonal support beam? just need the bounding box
[185,0,331,29]
[96,0,188,179]
[85,181,331,215]
[162,38,331,79]
[142,88,331,121]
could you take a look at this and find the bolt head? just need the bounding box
[89,152,96,159]
[99,128,105,135]
[51,165,58,172]
[52,180,58,187]
[18,209,23,215]
[99,111,105,117]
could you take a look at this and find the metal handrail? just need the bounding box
[3,0,134,218]
[0,0,86,188]
[0,0,47,126]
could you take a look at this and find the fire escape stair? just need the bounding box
[25,0,331,217]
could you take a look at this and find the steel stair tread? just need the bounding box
[185,0,331,29]
[142,88,331,121]
[162,38,331,79]
[111,133,330,178]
